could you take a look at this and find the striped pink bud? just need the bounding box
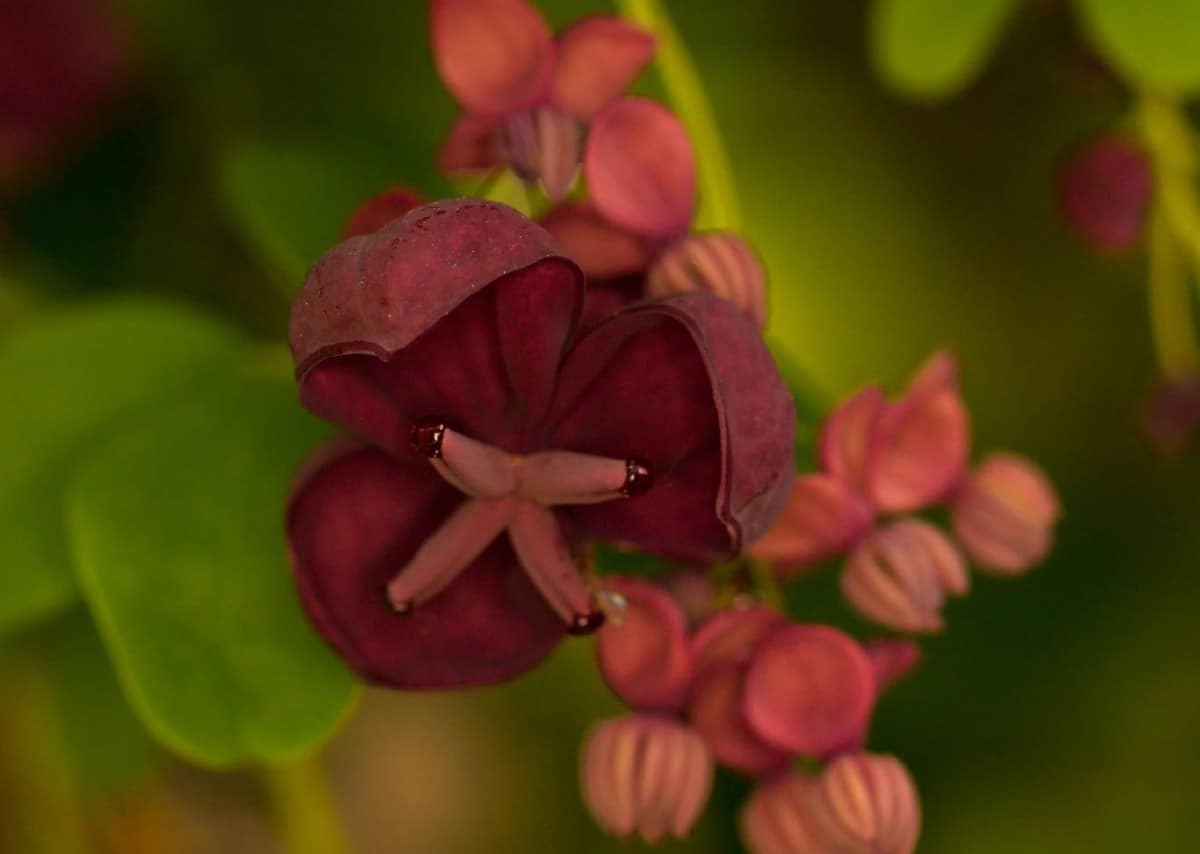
[646,232,768,329]
[809,752,921,854]
[740,772,827,854]
[842,518,968,634]
[951,453,1061,576]
[580,714,713,843]
[502,107,582,201]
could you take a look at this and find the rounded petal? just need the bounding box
[864,639,922,693]
[819,386,886,493]
[584,97,696,239]
[745,473,874,575]
[742,625,876,759]
[740,773,827,854]
[811,752,921,854]
[867,353,970,514]
[429,0,554,115]
[341,187,425,239]
[646,232,768,330]
[290,200,583,454]
[595,577,693,712]
[549,293,796,564]
[540,202,656,280]
[436,112,505,174]
[690,605,788,682]
[552,16,655,120]
[687,662,791,777]
[287,442,563,688]
[950,453,1061,576]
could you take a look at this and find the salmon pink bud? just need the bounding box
[841,519,968,634]
[1056,135,1151,253]
[595,578,693,712]
[864,639,922,692]
[740,772,827,854]
[287,200,796,687]
[646,232,769,330]
[585,97,697,240]
[580,714,713,843]
[950,453,1061,576]
[810,752,921,854]
[745,473,873,575]
[867,351,970,514]
[341,187,424,239]
[743,625,876,759]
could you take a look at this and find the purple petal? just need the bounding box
[291,200,583,453]
[341,187,425,239]
[594,577,693,712]
[549,293,795,564]
[540,202,656,280]
[287,442,563,688]
[429,0,554,115]
[745,473,873,575]
[742,625,876,759]
[584,98,696,239]
[552,17,655,121]
[436,112,505,174]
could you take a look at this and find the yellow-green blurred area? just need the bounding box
[2,0,1198,852]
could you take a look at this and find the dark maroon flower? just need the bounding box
[286,199,795,688]
[1055,135,1152,254]
[431,0,655,200]
[0,0,132,190]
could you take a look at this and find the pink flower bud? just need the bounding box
[740,772,827,854]
[810,752,921,854]
[595,578,693,712]
[864,639,922,693]
[1055,135,1151,254]
[841,519,968,634]
[646,232,768,329]
[745,473,873,576]
[688,662,792,777]
[580,714,713,843]
[950,453,1061,576]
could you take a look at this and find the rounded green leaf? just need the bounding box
[0,299,244,637]
[67,373,358,767]
[870,0,1019,100]
[1077,0,1200,93]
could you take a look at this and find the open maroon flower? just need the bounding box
[431,0,655,200]
[286,199,795,688]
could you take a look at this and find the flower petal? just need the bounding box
[436,112,505,174]
[742,625,876,759]
[549,294,795,563]
[819,386,887,493]
[584,98,696,239]
[552,17,656,121]
[689,605,787,682]
[287,442,563,688]
[864,639,922,693]
[291,200,583,453]
[687,662,791,777]
[595,577,693,712]
[429,0,554,115]
[341,187,425,239]
[540,202,656,280]
[745,473,873,574]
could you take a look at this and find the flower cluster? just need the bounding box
[283,1,1064,849]
[748,352,1061,634]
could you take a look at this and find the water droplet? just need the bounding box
[566,610,606,636]
[411,416,447,458]
[621,457,653,497]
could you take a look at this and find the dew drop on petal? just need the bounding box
[621,457,653,497]
[411,416,448,458]
[568,610,607,635]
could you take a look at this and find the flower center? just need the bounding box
[385,418,653,633]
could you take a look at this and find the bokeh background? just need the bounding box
[2,1,1197,852]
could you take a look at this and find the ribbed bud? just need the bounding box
[810,752,921,854]
[646,232,768,329]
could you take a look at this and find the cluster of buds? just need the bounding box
[282,1,1065,850]
[749,352,1061,634]
[583,579,922,852]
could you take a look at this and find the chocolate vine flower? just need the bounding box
[286,199,795,688]
[430,0,655,201]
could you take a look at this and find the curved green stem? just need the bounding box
[616,0,741,231]
[1148,209,1200,376]
[262,755,353,854]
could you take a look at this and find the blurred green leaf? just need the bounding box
[220,140,410,289]
[1077,0,1200,93]
[0,299,243,638]
[67,372,357,767]
[47,609,157,790]
[869,0,1019,100]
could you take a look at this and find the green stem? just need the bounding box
[1147,208,1200,376]
[616,0,741,231]
[262,755,353,854]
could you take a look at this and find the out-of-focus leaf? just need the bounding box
[0,299,244,638]
[1077,0,1200,93]
[47,609,156,790]
[220,140,409,289]
[67,372,357,767]
[869,0,1019,100]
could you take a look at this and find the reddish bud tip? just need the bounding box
[1056,135,1152,254]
